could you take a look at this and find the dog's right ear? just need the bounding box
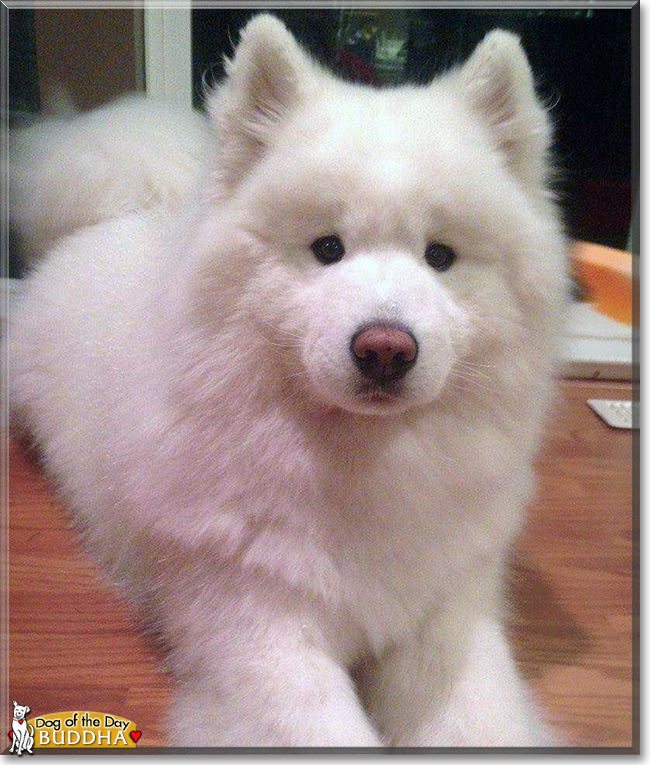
[208,14,315,188]
[13,701,17,707]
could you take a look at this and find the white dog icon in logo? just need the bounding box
[9,702,34,755]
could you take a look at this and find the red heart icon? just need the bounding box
[8,731,13,739]
[130,730,142,743]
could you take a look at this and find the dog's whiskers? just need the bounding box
[252,328,301,350]
[451,362,493,383]
[283,369,312,381]
[256,319,302,340]
[447,369,493,393]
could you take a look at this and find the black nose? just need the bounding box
[351,324,418,383]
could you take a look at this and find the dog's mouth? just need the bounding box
[355,380,404,407]
[303,366,412,415]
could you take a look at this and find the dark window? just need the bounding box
[193,8,632,250]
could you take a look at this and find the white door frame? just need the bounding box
[144,6,193,107]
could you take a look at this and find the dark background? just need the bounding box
[9,7,633,279]
[192,8,633,252]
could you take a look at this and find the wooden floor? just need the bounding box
[7,379,635,750]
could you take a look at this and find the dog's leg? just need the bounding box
[160,563,382,747]
[367,563,557,747]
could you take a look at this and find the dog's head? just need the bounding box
[190,15,565,416]
[13,701,29,720]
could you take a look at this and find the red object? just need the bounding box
[335,49,378,86]
[130,731,142,743]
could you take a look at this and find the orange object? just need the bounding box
[571,241,633,326]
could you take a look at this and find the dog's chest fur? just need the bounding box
[161,397,531,660]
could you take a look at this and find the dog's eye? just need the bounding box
[425,242,456,272]
[311,235,345,265]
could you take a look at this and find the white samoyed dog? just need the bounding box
[10,15,567,747]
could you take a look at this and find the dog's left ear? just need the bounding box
[13,701,17,707]
[458,30,552,193]
[25,707,30,714]
[208,14,315,188]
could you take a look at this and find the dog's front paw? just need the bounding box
[167,683,384,748]
[396,713,562,748]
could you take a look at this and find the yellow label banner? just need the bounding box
[24,711,140,749]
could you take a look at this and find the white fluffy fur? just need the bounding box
[10,94,211,266]
[10,15,567,747]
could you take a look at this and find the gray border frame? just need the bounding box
[1,0,8,759]
[0,0,639,755]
